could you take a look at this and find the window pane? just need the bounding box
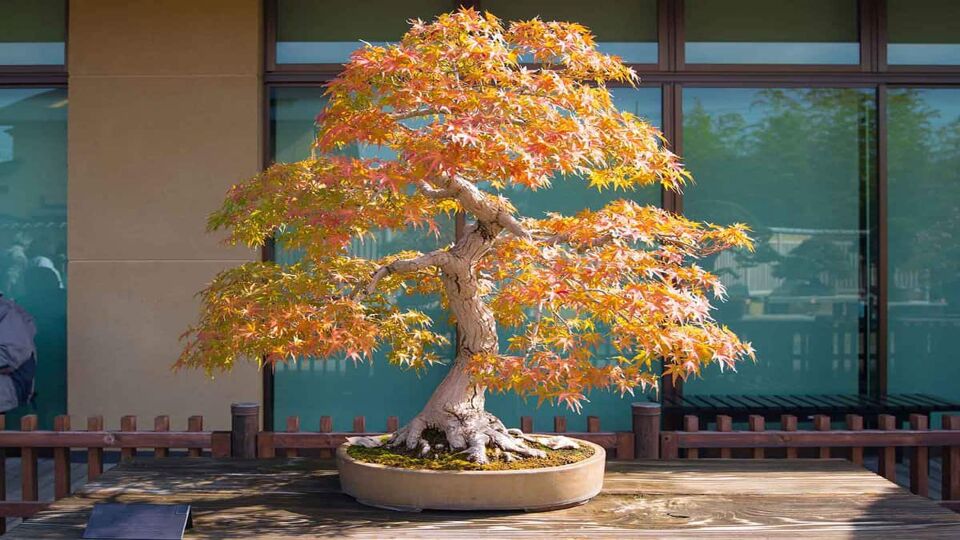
[682,88,876,396]
[276,0,452,64]
[0,88,67,428]
[888,89,960,403]
[887,0,960,65]
[0,0,65,65]
[489,87,662,431]
[685,0,859,64]
[270,87,455,430]
[482,0,658,64]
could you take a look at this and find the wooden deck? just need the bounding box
[5,458,960,538]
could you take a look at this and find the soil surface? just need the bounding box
[346,429,595,471]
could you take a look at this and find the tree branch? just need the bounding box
[351,249,450,301]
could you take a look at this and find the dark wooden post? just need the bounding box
[187,416,203,458]
[878,414,897,482]
[748,415,765,459]
[684,415,699,459]
[813,415,831,459]
[944,415,960,501]
[87,416,104,480]
[20,415,38,502]
[716,415,733,459]
[781,414,798,459]
[231,402,260,459]
[53,415,72,500]
[909,414,929,497]
[285,416,300,458]
[632,402,661,460]
[846,414,864,465]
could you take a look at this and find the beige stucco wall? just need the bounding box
[67,0,262,429]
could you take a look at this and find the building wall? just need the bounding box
[67,0,262,429]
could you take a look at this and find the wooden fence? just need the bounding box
[1,401,958,532]
[659,412,960,515]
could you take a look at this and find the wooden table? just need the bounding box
[7,458,960,538]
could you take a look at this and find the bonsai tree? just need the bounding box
[178,9,755,463]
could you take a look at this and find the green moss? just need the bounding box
[346,430,595,471]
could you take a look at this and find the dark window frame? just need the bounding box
[261,0,960,424]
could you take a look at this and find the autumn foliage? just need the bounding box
[178,9,755,412]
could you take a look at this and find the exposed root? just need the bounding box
[387,407,546,465]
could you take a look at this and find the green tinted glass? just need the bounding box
[685,0,859,64]
[0,0,65,65]
[0,88,67,428]
[888,89,960,403]
[887,0,960,65]
[682,87,876,396]
[482,0,658,63]
[276,0,453,63]
[271,86,662,431]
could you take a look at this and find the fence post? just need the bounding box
[813,415,831,459]
[717,415,733,459]
[53,415,72,500]
[748,415,765,459]
[285,416,300,458]
[782,415,798,459]
[187,416,203,458]
[909,414,929,497]
[878,414,897,482]
[846,414,864,465]
[87,416,104,480]
[20,415,38,502]
[230,402,260,459]
[120,415,137,461]
[944,415,960,501]
[632,402,661,459]
[684,415,699,459]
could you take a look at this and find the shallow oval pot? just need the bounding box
[336,439,605,512]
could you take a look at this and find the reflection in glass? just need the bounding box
[888,89,960,402]
[682,88,876,396]
[488,87,662,431]
[685,0,859,65]
[482,0,659,64]
[887,0,960,65]
[0,88,67,428]
[271,87,665,431]
[0,0,65,65]
[271,87,454,431]
[276,0,452,64]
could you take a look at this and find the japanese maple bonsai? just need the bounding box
[179,10,754,468]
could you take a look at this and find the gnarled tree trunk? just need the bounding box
[388,221,545,463]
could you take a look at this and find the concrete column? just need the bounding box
[67,0,262,429]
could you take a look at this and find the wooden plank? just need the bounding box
[386,416,399,433]
[153,415,170,458]
[120,415,137,461]
[353,416,365,433]
[911,414,929,497]
[520,416,533,434]
[813,414,831,459]
[187,416,203,457]
[716,415,732,459]
[211,431,231,458]
[748,415,765,459]
[0,431,214,448]
[257,432,276,459]
[587,416,600,433]
[846,414,864,465]
[20,415,37,502]
[671,428,960,449]
[781,414,798,459]
[945,415,960,501]
[86,416,103,481]
[285,416,300,458]
[9,459,960,539]
[554,416,567,433]
[53,415,71,500]
[269,431,622,451]
[318,416,333,459]
[878,414,897,482]
[683,415,699,459]
[0,501,50,517]
[614,432,633,460]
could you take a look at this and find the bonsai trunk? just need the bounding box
[388,223,546,463]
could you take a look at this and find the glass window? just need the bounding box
[276,0,453,64]
[0,0,65,65]
[684,0,859,65]
[270,87,455,431]
[489,87,662,431]
[887,0,960,65]
[270,86,662,430]
[0,88,67,428]
[482,0,659,64]
[682,87,876,396]
[888,89,960,403]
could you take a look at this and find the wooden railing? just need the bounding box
[0,412,228,533]
[255,413,635,459]
[2,401,959,532]
[659,412,960,514]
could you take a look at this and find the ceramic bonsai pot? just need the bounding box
[336,439,605,512]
